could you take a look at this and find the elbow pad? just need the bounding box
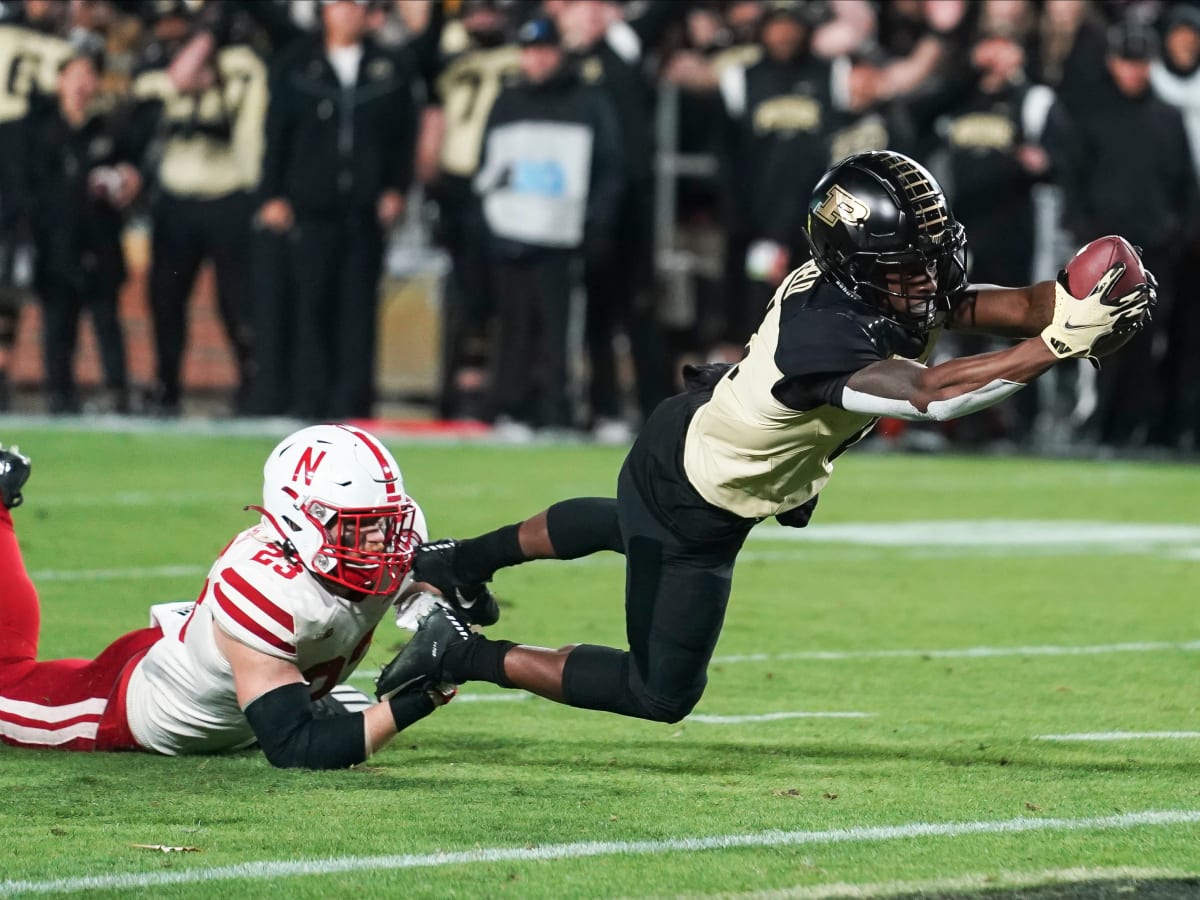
[244,682,367,770]
[841,379,1026,423]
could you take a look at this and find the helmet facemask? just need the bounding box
[301,497,418,597]
[843,223,967,331]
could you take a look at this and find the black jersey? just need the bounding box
[682,259,937,517]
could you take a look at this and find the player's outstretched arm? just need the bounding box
[841,261,1153,422]
[216,624,445,770]
[945,280,1057,337]
[841,338,1055,422]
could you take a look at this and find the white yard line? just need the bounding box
[25,519,1200,581]
[348,637,1200,684]
[665,866,1199,900]
[687,712,871,724]
[450,692,531,704]
[29,565,208,582]
[35,490,249,508]
[1035,731,1200,742]
[711,639,1200,664]
[2,809,1197,897]
[749,521,1200,547]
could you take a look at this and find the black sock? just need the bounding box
[454,523,524,583]
[442,636,517,688]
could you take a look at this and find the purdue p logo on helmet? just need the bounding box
[812,184,871,228]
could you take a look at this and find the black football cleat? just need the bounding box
[375,605,474,701]
[412,539,501,626]
[0,445,31,510]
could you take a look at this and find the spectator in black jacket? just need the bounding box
[474,16,623,437]
[258,0,418,420]
[21,52,141,414]
[427,0,519,423]
[717,0,847,349]
[1150,3,1200,451]
[1061,19,1200,449]
[927,26,1072,446]
[553,0,686,437]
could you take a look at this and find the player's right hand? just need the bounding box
[1041,264,1152,361]
[426,683,457,707]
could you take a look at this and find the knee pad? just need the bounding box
[562,643,705,724]
[637,686,703,724]
[546,498,622,558]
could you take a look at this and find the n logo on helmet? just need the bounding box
[292,447,327,486]
[813,185,870,228]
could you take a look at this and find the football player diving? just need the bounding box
[0,425,462,768]
[377,150,1154,726]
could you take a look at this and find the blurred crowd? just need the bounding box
[0,0,1197,453]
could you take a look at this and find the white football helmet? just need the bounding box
[255,424,418,597]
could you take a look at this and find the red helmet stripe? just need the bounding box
[338,425,401,502]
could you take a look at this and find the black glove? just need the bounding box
[448,582,499,627]
[775,494,819,528]
[681,362,734,393]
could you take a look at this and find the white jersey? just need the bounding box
[125,505,426,756]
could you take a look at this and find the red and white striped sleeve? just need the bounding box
[208,564,298,662]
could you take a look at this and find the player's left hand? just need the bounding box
[775,494,819,528]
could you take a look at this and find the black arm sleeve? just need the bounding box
[259,59,296,200]
[244,682,367,770]
[585,88,625,241]
[383,63,418,194]
[245,683,439,769]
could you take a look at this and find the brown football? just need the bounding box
[1064,235,1145,299]
[1063,235,1150,357]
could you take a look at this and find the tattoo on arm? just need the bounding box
[947,281,1055,337]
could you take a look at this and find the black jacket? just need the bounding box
[570,5,687,185]
[19,99,134,292]
[932,80,1071,280]
[1061,81,1199,252]
[721,53,841,244]
[475,65,623,259]
[262,36,418,216]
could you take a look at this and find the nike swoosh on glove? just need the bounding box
[1041,263,1153,362]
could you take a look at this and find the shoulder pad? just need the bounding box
[800,281,928,359]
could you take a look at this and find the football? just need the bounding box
[1064,235,1145,299]
[1062,235,1150,357]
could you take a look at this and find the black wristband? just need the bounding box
[388,690,437,731]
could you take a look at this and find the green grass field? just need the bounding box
[0,427,1197,899]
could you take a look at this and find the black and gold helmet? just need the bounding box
[804,150,967,332]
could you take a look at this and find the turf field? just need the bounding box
[1,426,1197,899]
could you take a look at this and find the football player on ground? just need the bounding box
[377,150,1154,725]
[0,425,481,768]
